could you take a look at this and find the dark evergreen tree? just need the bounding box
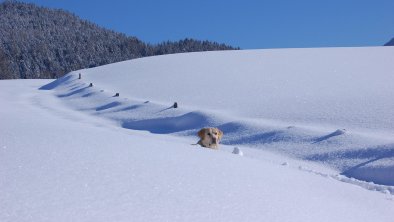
[0,46,12,79]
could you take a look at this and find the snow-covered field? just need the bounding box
[46,46,394,186]
[1,46,394,221]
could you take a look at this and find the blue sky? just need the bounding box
[18,0,394,49]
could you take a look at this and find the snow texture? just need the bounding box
[42,46,394,186]
[2,47,394,221]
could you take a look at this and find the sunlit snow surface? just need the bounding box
[1,47,394,221]
[45,47,394,186]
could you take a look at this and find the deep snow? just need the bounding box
[2,46,394,221]
[1,80,394,222]
[42,47,394,186]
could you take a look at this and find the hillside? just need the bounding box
[384,38,394,46]
[0,1,237,79]
[1,46,394,221]
[42,46,394,188]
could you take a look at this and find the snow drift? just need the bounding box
[1,79,394,222]
[2,46,394,221]
[41,46,394,186]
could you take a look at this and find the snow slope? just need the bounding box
[1,79,394,222]
[81,47,394,133]
[42,46,394,186]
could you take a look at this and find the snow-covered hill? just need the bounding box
[43,46,394,186]
[1,46,394,221]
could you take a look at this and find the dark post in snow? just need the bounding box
[173,102,178,108]
[89,83,93,87]
[114,93,119,97]
[78,73,81,79]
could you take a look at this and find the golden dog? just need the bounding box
[197,127,223,149]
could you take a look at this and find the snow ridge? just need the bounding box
[41,61,394,188]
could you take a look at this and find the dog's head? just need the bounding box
[197,127,223,149]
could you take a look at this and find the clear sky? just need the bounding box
[18,0,394,49]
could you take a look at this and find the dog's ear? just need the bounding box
[217,128,223,140]
[198,128,206,139]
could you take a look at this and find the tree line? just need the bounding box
[0,1,238,79]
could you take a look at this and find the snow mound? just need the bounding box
[232,147,243,156]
